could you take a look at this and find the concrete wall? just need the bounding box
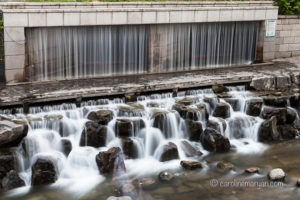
[1,1,278,84]
[275,15,300,59]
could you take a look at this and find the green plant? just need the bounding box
[275,0,300,15]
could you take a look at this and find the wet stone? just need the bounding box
[263,96,287,107]
[212,84,228,94]
[216,161,234,171]
[133,178,156,190]
[224,98,240,111]
[115,118,145,137]
[185,119,203,141]
[118,103,145,117]
[246,99,263,117]
[213,103,230,119]
[160,142,179,162]
[268,168,285,181]
[121,137,138,159]
[87,110,113,125]
[80,121,107,148]
[176,97,198,106]
[180,160,202,170]
[1,170,25,191]
[61,139,72,157]
[200,128,230,153]
[180,141,202,157]
[158,171,175,182]
[31,159,57,186]
[261,107,287,125]
[245,167,259,174]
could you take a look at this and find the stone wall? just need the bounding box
[275,15,300,59]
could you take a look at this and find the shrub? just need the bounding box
[275,0,300,15]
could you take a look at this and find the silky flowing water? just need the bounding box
[1,86,300,200]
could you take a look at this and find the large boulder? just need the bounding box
[172,103,199,121]
[31,159,57,186]
[95,147,126,176]
[1,170,25,191]
[261,107,287,125]
[180,141,202,157]
[118,103,145,117]
[268,168,285,181]
[286,108,297,124]
[246,99,263,116]
[121,138,138,159]
[212,84,228,94]
[213,103,230,119]
[250,76,275,91]
[115,118,145,137]
[258,116,280,142]
[200,128,230,153]
[277,125,298,139]
[80,121,107,148]
[216,161,234,171]
[0,151,16,181]
[263,97,287,107]
[0,119,28,148]
[87,110,113,125]
[159,142,179,162]
[185,120,203,141]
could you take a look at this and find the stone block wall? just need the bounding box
[275,15,300,59]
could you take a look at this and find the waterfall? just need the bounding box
[26,22,260,81]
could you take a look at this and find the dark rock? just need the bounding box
[203,97,219,111]
[213,103,230,119]
[160,142,179,162]
[95,147,126,176]
[1,170,25,191]
[268,168,285,181]
[200,128,230,153]
[31,159,57,186]
[290,94,300,108]
[80,121,107,148]
[133,178,156,190]
[180,141,202,157]
[118,103,145,117]
[152,110,169,137]
[87,110,113,125]
[245,167,259,174]
[277,124,298,139]
[180,161,202,170]
[294,119,300,132]
[286,108,297,124]
[115,118,145,137]
[212,85,228,94]
[206,119,227,133]
[246,99,263,116]
[124,94,137,103]
[296,179,300,187]
[216,161,234,171]
[196,103,209,121]
[172,103,199,121]
[185,120,203,141]
[258,116,280,142]
[121,138,138,159]
[176,97,198,106]
[224,98,240,111]
[0,151,16,181]
[61,139,72,156]
[263,96,287,107]
[158,171,175,182]
[0,119,28,148]
[261,107,287,125]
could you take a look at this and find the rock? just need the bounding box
[0,151,16,181]
[152,110,169,136]
[121,138,138,159]
[180,161,202,170]
[0,119,28,148]
[158,171,175,182]
[180,141,202,157]
[224,98,240,111]
[176,97,198,106]
[258,116,280,142]
[87,110,113,125]
[147,102,160,108]
[196,103,209,121]
[200,128,230,153]
[263,97,287,107]
[133,178,156,190]
[172,103,200,121]
[286,108,297,124]
[115,118,145,137]
[118,103,145,117]
[276,75,291,90]
[185,120,203,141]
[261,107,287,125]
[245,167,259,174]
[61,139,72,156]
[213,103,230,119]
[250,76,275,91]
[80,122,107,148]
[95,147,126,176]
[107,196,132,200]
[203,97,219,111]
[216,161,234,171]
[160,142,179,162]
[296,179,300,187]
[31,159,57,186]
[124,93,137,103]
[44,114,63,121]
[290,94,300,108]
[206,119,227,133]
[1,170,25,191]
[246,99,263,116]
[212,84,228,94]
[268,168,285,181]
[294,119,300,132]
[277,125,298,139]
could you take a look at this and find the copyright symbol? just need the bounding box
[210,179,218,187]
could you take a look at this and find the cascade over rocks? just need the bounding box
[80,121,107,148]
[180,141,202,157]
[121,137,138,159]
[224,98,240,111]
[185,119,203,141]
[277,125,298,139]
[213,103,230,119]
[263,96,287,107]
[61,139,72,156]
[0,118,28,148]
[87,110,113,125]
[245,167,259,174]
[160,142,179,162]
[1,170,25,191]
[180,161,202,170]
[206,118,227,133]
[118,103,145,117]
[228,117,251,139]
[152,110,169,135]
[95,147,126,176]
[172,103,200,121]
[115,118,145,137]
[261,107,287,125]
[31,159,57,186]
[176,97,198,106]
[246,99,263,116]
[212,84,228,94]
[258,116,280,142]
[204,97,219,111]
[196,103,209,121]
[200,128,230,153]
